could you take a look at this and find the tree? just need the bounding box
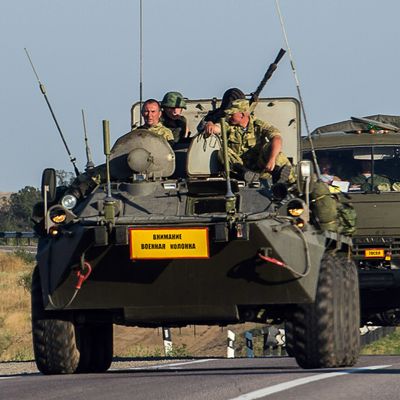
[0,186,41,231]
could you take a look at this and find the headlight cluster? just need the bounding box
[49,208,67,224]
[287,207,304,217]
[61,194,78,210]
[287,199,308,228]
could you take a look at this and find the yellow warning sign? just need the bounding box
[129,227,209,259]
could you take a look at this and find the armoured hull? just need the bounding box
[37,214,326,325]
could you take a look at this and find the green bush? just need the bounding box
[17,270,33,292]
[13,249,36,265]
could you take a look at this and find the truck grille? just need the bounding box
[352,236,400,258]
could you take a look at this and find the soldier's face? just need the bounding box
[142,103,161,126]
[164,107,183,120]
[228,112,244,126]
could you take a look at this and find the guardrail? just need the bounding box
[0,231,38,246]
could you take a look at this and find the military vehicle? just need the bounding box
[302,115,400,325]
[31,96,359,374]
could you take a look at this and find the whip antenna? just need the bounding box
[274,1,321,178]
[24,48,80,177]
[81,109,94,171]
[139,0,143,124]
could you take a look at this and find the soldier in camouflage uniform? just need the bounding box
[197,88,245,135]
[161,91,189,145]
[223,99,295,183]
[136,99,174,145]
[350,160,391,191]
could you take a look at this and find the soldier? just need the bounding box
[160,91,189,144]
[223,99,294,184]
[319,156,341,184]
[197,88,245,135]
[350,160,391,191]
[137,99,174,145]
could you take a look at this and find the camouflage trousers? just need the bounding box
[220,144,296,183]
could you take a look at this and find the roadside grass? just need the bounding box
[361,328,400,355]
[0,252,34,361]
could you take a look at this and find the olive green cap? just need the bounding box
[161,91,187,109]
[224,99,250,116]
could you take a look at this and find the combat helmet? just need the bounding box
[220,88,245,111]
[161,91,187,109]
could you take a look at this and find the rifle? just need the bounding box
[249,48,286,105]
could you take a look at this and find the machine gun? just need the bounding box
[250,48,286,106]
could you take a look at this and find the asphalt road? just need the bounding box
[1,356,399,400]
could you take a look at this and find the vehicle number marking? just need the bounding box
[365,249,385,258]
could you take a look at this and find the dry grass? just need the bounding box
[0,253,34,361]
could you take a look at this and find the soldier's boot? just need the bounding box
[243,169,260,184]
[231,163,260,184]
[272,164,292,184]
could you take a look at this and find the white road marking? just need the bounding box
[229,365,392,400]
[110,358,214,372]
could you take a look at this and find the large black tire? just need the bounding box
[283,321,294,357]
[290,251,360,369]
[31,266,80,374]
[76,324,113,373]
[339,254,360,366]
[31,266,113,374]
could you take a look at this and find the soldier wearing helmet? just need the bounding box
[223,99,294,183]
[197,88,245,136]
[161,91,189,144]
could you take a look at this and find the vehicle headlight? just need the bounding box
[61,194,78,210]
[49,208,67,224]
[288,207,304,217]
[287,199,307,218]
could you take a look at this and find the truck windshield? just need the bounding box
[304,146,400,193]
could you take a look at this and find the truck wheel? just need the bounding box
[31,266,80,374]
[77,324,113,373]
[283,321,294,357]
[290,251,360,368]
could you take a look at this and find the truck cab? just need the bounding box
[302,115,400,324]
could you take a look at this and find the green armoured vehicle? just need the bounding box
[31,97,359,374]
[302,115,400,326]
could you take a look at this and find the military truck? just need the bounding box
[31,97,359,374]
[302,115,400,325]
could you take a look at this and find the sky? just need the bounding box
[1,0,400,192]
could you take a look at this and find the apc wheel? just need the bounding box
[31,267,80,374]
[290,251,360,369]
[32,267,114,374]
[77,324,113,373]
[339,254,360,366]
[283,321,294,357]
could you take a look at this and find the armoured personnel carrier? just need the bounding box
[31,97,359,374]
[302,115,400,325]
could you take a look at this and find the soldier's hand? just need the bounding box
[265,159,276,172]
[204,122,221,136]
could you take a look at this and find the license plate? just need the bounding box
[365,249,385,258]
[129,227,209,260]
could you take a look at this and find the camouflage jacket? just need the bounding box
[350,174,391,191]
[138,122,174,142]
[226,116,281,158]
[160,114,187,143]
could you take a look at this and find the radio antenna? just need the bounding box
[274,1,321,178]
[24,48,80,177]
[139,0,144,124]
[81,109,94,171]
